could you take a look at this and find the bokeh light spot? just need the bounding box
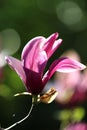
[56,1,87,31]
[1,28,21,54]
[0,28,21,67]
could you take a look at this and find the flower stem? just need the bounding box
[3,103,34,130]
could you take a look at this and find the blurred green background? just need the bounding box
[0,0,87,130]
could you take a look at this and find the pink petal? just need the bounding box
[21,37,47,75]
[43,32,62,58]
[5,56,26,84]
[21,33,62,76]
[43,57,86,85]
[56,57,86,72]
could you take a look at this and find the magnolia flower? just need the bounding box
[5,33,86,104]
[2,33,86,130]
